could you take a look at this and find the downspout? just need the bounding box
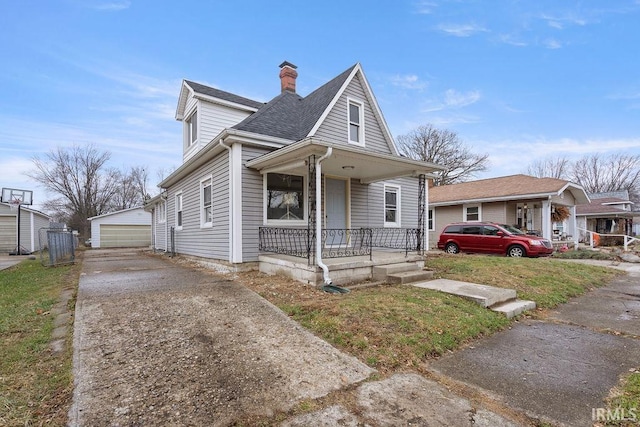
[316,147,333,285]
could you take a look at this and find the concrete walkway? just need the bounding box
[431,260,640,426]
[0,254,29,270]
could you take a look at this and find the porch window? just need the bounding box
[158,200,166,224]
[348,98,364,146]
[265,173,305,223]
[428,209,434,231]
[186,110,198,146]
[384,184,401,227]
[201,177,212,227]
[175,192,183,230]
[464,204,480,222]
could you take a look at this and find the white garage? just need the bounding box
[89,207,151,249]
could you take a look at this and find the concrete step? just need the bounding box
[373,262,421,281]
[387,270,435,284]
[410,279,516,308]
[491,299,536,319]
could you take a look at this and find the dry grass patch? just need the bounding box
[238,271,509,374]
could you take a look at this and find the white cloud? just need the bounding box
[496,34,528,47]
[540,13,588,30]
[390,74,427,90]
[414,1,438,14]
[543,38,563,49]
[92,1,131,11]
[444,89,481,108]
[435,23,488,37]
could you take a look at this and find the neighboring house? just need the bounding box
[428,174,589,248]
[0,202,51,254]
[145,61,444,284]
[88,207,151,248]
[576,191,634,240]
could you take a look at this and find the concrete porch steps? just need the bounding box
[372,262,434,285]
[387,270,435,284]
[409,279,536,319]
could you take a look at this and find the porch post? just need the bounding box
[307,155,316,266]
[568,205,578,247]
[418,174,426,254]
[541,199,552,241]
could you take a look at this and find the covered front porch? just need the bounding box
[246,138,444,286]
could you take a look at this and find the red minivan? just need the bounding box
[437,222,554,257]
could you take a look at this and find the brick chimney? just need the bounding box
[279,61,298,93]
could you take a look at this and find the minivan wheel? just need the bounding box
[445,242,460,254]
[507,245,526,257]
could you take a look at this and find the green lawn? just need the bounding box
[0,258,79,426]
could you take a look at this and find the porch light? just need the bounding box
[342,165,355,170]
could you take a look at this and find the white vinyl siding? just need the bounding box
[314,74,393,155]
[183,96,253,162]
[165,151,230,260]
[158,200,166,223]
[242,146,272,262]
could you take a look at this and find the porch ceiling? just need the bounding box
[245,138,445,183]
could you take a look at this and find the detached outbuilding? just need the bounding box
[0,202,51,254]
[88,207,151,248]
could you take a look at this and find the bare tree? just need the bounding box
[27,144,121,238]
[526,156,571,179]
[109,166,151,211]
[570,153,640,202]
[396,124,489,185]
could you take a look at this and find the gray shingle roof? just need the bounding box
[232,64,357,141]
[184,80,264,110]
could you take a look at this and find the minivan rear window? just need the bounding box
[444,225,462,233]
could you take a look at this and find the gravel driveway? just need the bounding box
[68,249,374,426]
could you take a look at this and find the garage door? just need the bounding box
[0,216,17,253]
[100,224,151,248]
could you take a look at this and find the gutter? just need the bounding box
[315,146,333,285]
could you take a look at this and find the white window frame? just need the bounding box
[185,108,198,147]
[158,200,166,224]
[384,184,401,227]
[463,204,481,222]
[428,208,434,231]
[200,176,212,228]
[263,173,307,226]
[347,97,365,147]
[175,192,183,230]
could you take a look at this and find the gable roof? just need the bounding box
[429,174,589,205]
[175,80,264,120]
[576,197,634,216]
[232,64,356,141]
[88,206,147,221]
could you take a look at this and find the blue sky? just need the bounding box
[2,0,640,209]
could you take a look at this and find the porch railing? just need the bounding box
[258,227,422,263]
[577,227,639,251]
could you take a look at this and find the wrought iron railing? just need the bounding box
[258,227,422,262]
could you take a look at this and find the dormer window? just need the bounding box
[186,110,198,146]
[347,98,364,146]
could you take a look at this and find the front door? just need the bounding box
[325,178,347,230]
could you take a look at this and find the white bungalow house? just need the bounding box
[428,175,590,248]
[145,62,444,285]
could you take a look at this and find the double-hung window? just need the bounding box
[186,110,198,146]
[201,177,212,227]
[384,185,401,227]
[175,193,183,229]
[265,173,305,223]
[428,209,434,231]
[464,204,481,222]
[347,98,364,146]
